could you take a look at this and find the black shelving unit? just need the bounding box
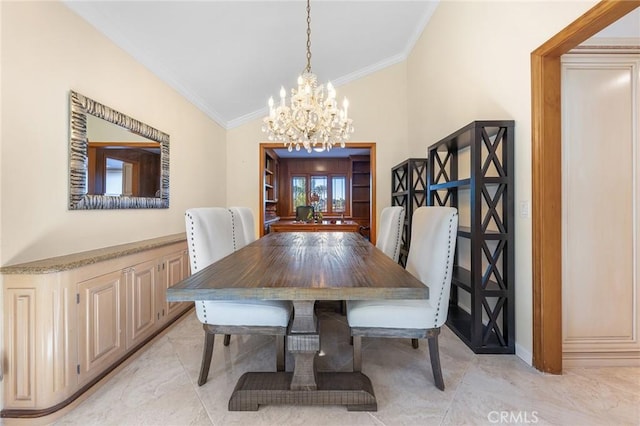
[427,121,515,354]
[391,158,428,267]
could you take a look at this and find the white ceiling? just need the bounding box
[63,1,638,131]
[63,0,439,129]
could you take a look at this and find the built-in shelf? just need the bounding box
[263,149,279,234]
[350,155,371,240]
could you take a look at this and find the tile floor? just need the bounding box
[54,307,639,426]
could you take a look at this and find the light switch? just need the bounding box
[519,200,530,218]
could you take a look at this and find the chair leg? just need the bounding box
[412,338,419,349]
[427,330,444,391]
[276,335,286,372]
[223,334,231,346]
[352,335,362,372]
[198,329,215,386]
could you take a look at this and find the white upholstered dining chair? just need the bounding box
[185,207,292,386]
[342,205,406,315]
[229,206,257,248]
[376,206,405,263]
[347,206,458,390]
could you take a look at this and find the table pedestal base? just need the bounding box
[228,371,377,411]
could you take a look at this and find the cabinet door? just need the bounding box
[160,249,191,321]
[77,270,125,385]
[125,259,158,350]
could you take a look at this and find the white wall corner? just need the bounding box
[515,342,533,366]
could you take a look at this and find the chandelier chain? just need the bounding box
[261,0,354,153]
[306,0,312,73]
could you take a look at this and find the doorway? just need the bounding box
[258,142,377,242]
[561,53,640,365]
[531,0,639,373]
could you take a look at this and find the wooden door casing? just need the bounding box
[531,0,640,373]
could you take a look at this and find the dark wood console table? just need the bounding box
[166,232,428,411]
[269,220,360,233]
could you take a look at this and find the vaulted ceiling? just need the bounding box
[63,1,638,131]
[63,1,439,129]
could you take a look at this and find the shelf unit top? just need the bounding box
[429,120,514,152]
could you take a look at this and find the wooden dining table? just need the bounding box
[166,231,428,411]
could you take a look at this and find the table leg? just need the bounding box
[228,300,377,411]
[289,301,319,390]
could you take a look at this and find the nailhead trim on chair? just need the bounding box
[228,208,238,251]
[200,301,209,324]
[433,212,458,328]
[392,208,404,262]
[185,211,210,324]
[186,212,199,272]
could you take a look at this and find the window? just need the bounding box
[291,174,348,215]
[292,176,307,209]
[105,158,133,196]
[332,177,346,212]
[105,158,124,196]
[310,176,327,212]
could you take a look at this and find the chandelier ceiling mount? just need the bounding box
[262,0,354,153]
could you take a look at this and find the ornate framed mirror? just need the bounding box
[69,90,169,209]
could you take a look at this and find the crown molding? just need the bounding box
[402,1,439,58]
[227,52,407,130]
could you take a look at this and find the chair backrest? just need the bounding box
[406,206,458,329]
[376,206,405,262]
[295,205,314,221]
[229,207,256,248]
[185,207,235,273]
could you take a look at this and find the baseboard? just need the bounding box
[515,343,533,366]
[563,350,640,367]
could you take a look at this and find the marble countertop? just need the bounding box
[1,233,187,274]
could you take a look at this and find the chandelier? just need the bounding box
[261,0,354,153]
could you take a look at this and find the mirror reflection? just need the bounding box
[86,115,161,198]
[69,91,170,209]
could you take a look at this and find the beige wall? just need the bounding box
[1,4,226,407]
[0,3,611,408]
[0,2,226,266]
[226,62,410,226]
[406,0,598,360]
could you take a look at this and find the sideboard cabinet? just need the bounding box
[1,234,191,419]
